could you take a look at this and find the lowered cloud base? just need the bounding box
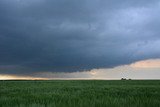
[1,59,160,80]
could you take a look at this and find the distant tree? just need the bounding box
[121,78,126,80]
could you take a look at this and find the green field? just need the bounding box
[0,80,160,107]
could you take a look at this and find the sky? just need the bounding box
[0,0,160,80]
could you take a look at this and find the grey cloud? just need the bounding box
[0,0,160,75]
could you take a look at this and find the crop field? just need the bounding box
[0,80,160,107]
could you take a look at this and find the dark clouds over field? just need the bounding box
[0,0,160,74]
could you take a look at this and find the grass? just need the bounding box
[0,80,160,107]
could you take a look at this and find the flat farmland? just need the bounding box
[0,80,160,107]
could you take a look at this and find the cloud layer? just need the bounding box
[0,0,160,74]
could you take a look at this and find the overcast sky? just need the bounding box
[0,0,160,79]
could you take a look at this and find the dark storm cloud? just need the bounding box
[0,0,160,74]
